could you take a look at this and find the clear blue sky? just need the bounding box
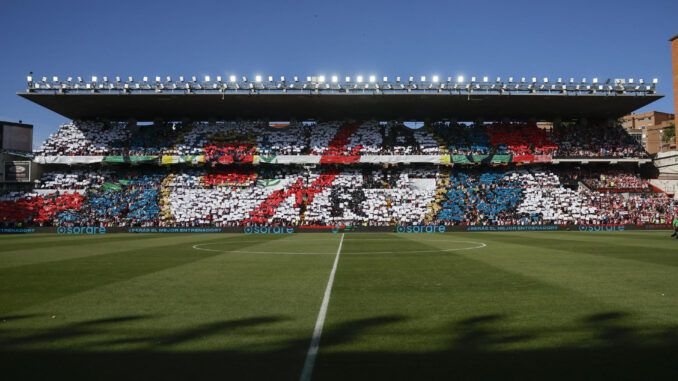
[1,0,676,147]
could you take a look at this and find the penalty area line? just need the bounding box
[299,233,344,381]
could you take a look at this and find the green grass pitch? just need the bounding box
[1,231,678,380]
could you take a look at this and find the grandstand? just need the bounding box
[0,74,671,230]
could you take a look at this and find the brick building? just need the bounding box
[622,111,675,154]
[671,34,678,135]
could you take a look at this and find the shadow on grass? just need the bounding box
[1,312,677,380]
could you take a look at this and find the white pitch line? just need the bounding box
[299,233,344,381]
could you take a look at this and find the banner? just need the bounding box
[104,155,158,163]
[33,156,105,165]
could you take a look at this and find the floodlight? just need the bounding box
[306,76,311,82]
[408,76,414,82]
[496,77,501,82]
[569,78,574,83]
[102,77,108,82]
[457,76,464,83]
[471,77,476,82]
[639,79,644,84]
[396,77,401,82]
[156,76,161,82]
[508,77,513,83]
[280,76,285,81]
[420,76,426,82]
[482,76,488,83]
[628,78,634,84]
[318,75,325,83]
[92,76,98,82]
[142,76,148,82]
[192,76,197,82]
[41,76,47,82]
[520,77,526,83]
[432,75,439,82]
[179,76,184,82]
[531,77,537,83]
[345,76,351,82]
[205,75,210,82]
[556,77,562,83]
[67,77,73,82]
[369,75,376,83]
[77,77,83,82]
[331,75,338,83]
[52,76,58,82]
[216,76,222,82]
[582,78,587,83]
[543,77,548,83]
[27,75,33,82]
[294,76,299,82]
[652,78,658,84]
[229,75,236,82]
[116,76,121,82]
[242,76,247,82]
[592,78,598,83]
[383,76,388,82]
[357,75,363,83]
[128,76,134,82]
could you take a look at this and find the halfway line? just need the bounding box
[299,233,344,381]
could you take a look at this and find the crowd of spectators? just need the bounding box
[37,120,647,159]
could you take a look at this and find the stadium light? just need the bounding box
[156,76,161,82]
[205,75,210,82]
[192,76,197,82]
[582,78,587,83]
[229,75,236,82]
[92,76,98,82]
[592,78,598,84]
[142,76,148,82]
[67,77,73,82]
[639,79,645,84]
[420,76,426,82]
[482,76,488,83]
[369,75,376,83]
[457,76,464,83]
[77,77,83,82]
[27,75,33,82]
[294,76,299,82]
[178,76,184,82]
[280,76,286,81]
[520,77,525,83]
[128,76,134,82]
[432,75,439,82]
[242,76,248,82]
[331,75,338,83]
[652,78,658,84]
[306,76,311,82]
[531,77,537,83]
[408,76,414,83]
[52,76,58,82]
[543,77,548,83]
[496,77,501,82]
[345,76,351,82]
[569,78,574,83]
[318,75,325,83]
[216,76,221,82]
[396,77,401,82]
[471,77,476,82]
[383,76,388,82]
[628,78,634,84]
[508,77,513,83]
[115,76,121,83]
[357,75,363,83]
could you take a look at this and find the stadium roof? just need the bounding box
[18,92,662,121]
[18,75,662,121]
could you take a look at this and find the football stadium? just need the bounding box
[2,2,678,380]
